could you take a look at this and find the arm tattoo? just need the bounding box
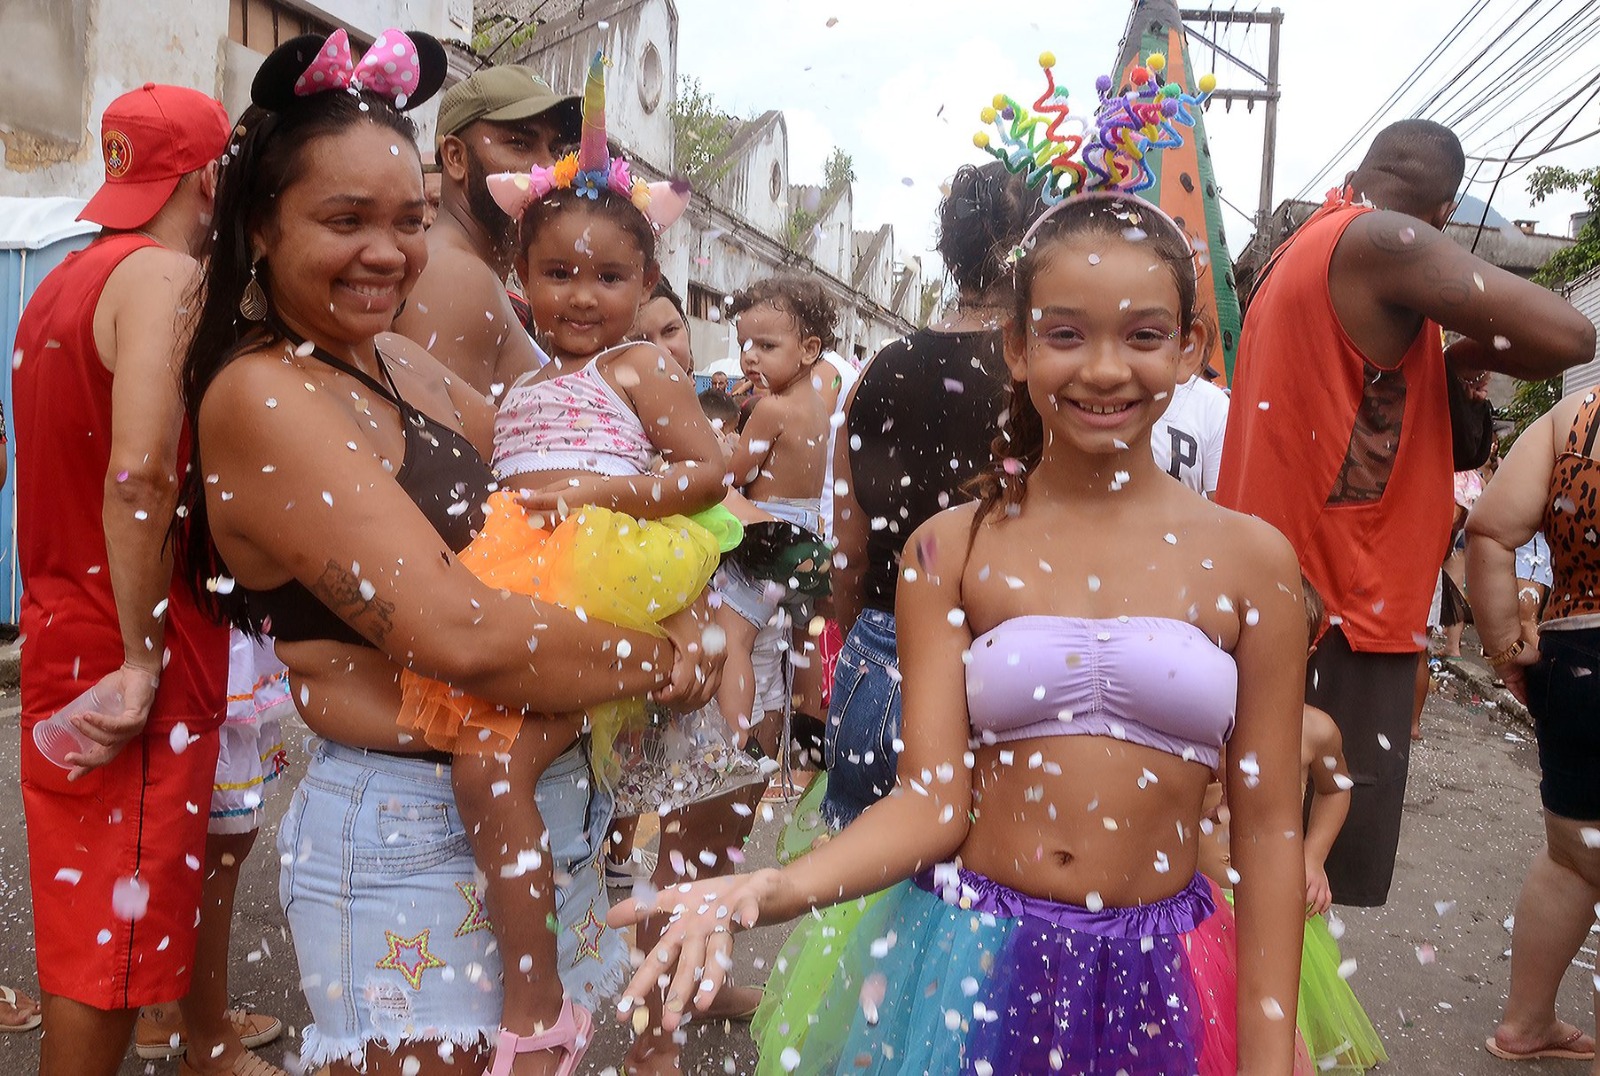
[312,559,397,645]
[1366,217,1472,306]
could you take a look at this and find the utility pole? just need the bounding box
[1179,7,1284,259]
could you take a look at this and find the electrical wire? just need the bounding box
[1469,78,1600,251]
[1440,6,1600,139]
[1290,0,1497,201]
[1411,0,1554,118]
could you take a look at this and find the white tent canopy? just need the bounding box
[0,197,95,251]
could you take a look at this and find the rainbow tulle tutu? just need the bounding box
[752,867,1269,1075]
[397,491,722,769]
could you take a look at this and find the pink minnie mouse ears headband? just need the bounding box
[483,52,692,234]
[251,28,447,113]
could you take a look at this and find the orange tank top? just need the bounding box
[1543,391,1600,624]
[1216,195,1453,653]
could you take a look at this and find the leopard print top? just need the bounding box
[1542,391,1600,623]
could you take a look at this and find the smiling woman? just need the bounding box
[173,29,715,1076]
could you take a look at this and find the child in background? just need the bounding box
[1202,580,1387,1073]
[395,54,729,1075]
[714,277,836,770]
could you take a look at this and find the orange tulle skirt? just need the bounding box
[397,491,721,771]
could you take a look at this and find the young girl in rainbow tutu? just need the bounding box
[611,54,1312,1076]
[395,53,735,1076]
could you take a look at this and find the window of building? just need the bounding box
[688,283,728,323]
[229,0,340,52]
[769,161,783,203]
[638,42,664,114]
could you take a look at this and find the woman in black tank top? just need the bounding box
[174,44,719,1076]
[820,163,1040,829]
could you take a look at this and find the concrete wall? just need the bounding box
[0,0,227,199]
[0,0,467,203]
[516,0,675,169]
[709,118,790,242]
[1563,266,1600,398]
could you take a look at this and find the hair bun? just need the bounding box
[251,29,447,114]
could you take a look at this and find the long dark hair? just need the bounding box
[936,161,1042,300]
[966,195,1201,522]
[176,90,420,629]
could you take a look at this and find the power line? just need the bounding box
[1469,77,1600,251]
[1289,0,1497,201]
[1411,0,1551,119]
[1463,125,1600,162]
[1440,4,1600,140]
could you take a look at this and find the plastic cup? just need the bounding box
[33,682,123,769]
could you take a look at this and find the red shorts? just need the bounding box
[21,720,220,1010]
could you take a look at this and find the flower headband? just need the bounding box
[976,50,1214,205]
[251,28,447,113]
[485,52,691,234]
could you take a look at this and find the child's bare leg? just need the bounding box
[714,606,761,749]
[452,717,582,1075]
[624,774,771,1073]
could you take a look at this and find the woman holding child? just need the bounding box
[179,30,717,1076]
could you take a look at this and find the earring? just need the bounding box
[239,259,267,321]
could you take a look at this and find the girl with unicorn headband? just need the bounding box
[394,52,738,1076]
[611,52,1312,1075]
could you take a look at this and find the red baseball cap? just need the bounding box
[78,83,231,230]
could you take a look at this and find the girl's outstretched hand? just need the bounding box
[607,868,782,1032]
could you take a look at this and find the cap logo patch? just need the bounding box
[103,130,133,179]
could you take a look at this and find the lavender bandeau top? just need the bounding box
[965,616,1236,770]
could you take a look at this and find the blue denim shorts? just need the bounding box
[278,739,626,1069]
[821,609,902,829]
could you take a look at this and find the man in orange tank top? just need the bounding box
[1217,120,1595,907]
[10,85,251,1076]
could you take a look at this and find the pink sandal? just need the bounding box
[485,998,593,1076]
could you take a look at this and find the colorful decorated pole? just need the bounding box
[1112,0,1244,382]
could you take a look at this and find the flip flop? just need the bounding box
[1485,1029,1596,1061]
[0,985,41,1033]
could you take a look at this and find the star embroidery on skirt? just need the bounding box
[455,881,492,937]
[570,902,607,965]
[376,928,446,989]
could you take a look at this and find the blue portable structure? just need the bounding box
[0,197,97,623]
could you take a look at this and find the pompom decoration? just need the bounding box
[482,50,691,234]
[975,50,1214,205]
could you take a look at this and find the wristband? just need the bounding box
[1480,638,1526,666]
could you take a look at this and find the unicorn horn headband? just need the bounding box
[485,52,691,234]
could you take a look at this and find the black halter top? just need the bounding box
[238,326,494,647]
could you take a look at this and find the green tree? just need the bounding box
[1529,165,1600,287]
[823,147,856,191]
[672,77,735,185]
[1499,167,1600,442]
[470,15,536,60]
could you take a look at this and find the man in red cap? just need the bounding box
[10,83,248,1076]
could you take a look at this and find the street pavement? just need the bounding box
[0,681,1593,1075]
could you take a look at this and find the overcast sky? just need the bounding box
[674,0,1596,275]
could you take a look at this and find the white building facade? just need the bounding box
[0,0,473,202]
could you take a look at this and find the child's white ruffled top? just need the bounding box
[493,343,656,477]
